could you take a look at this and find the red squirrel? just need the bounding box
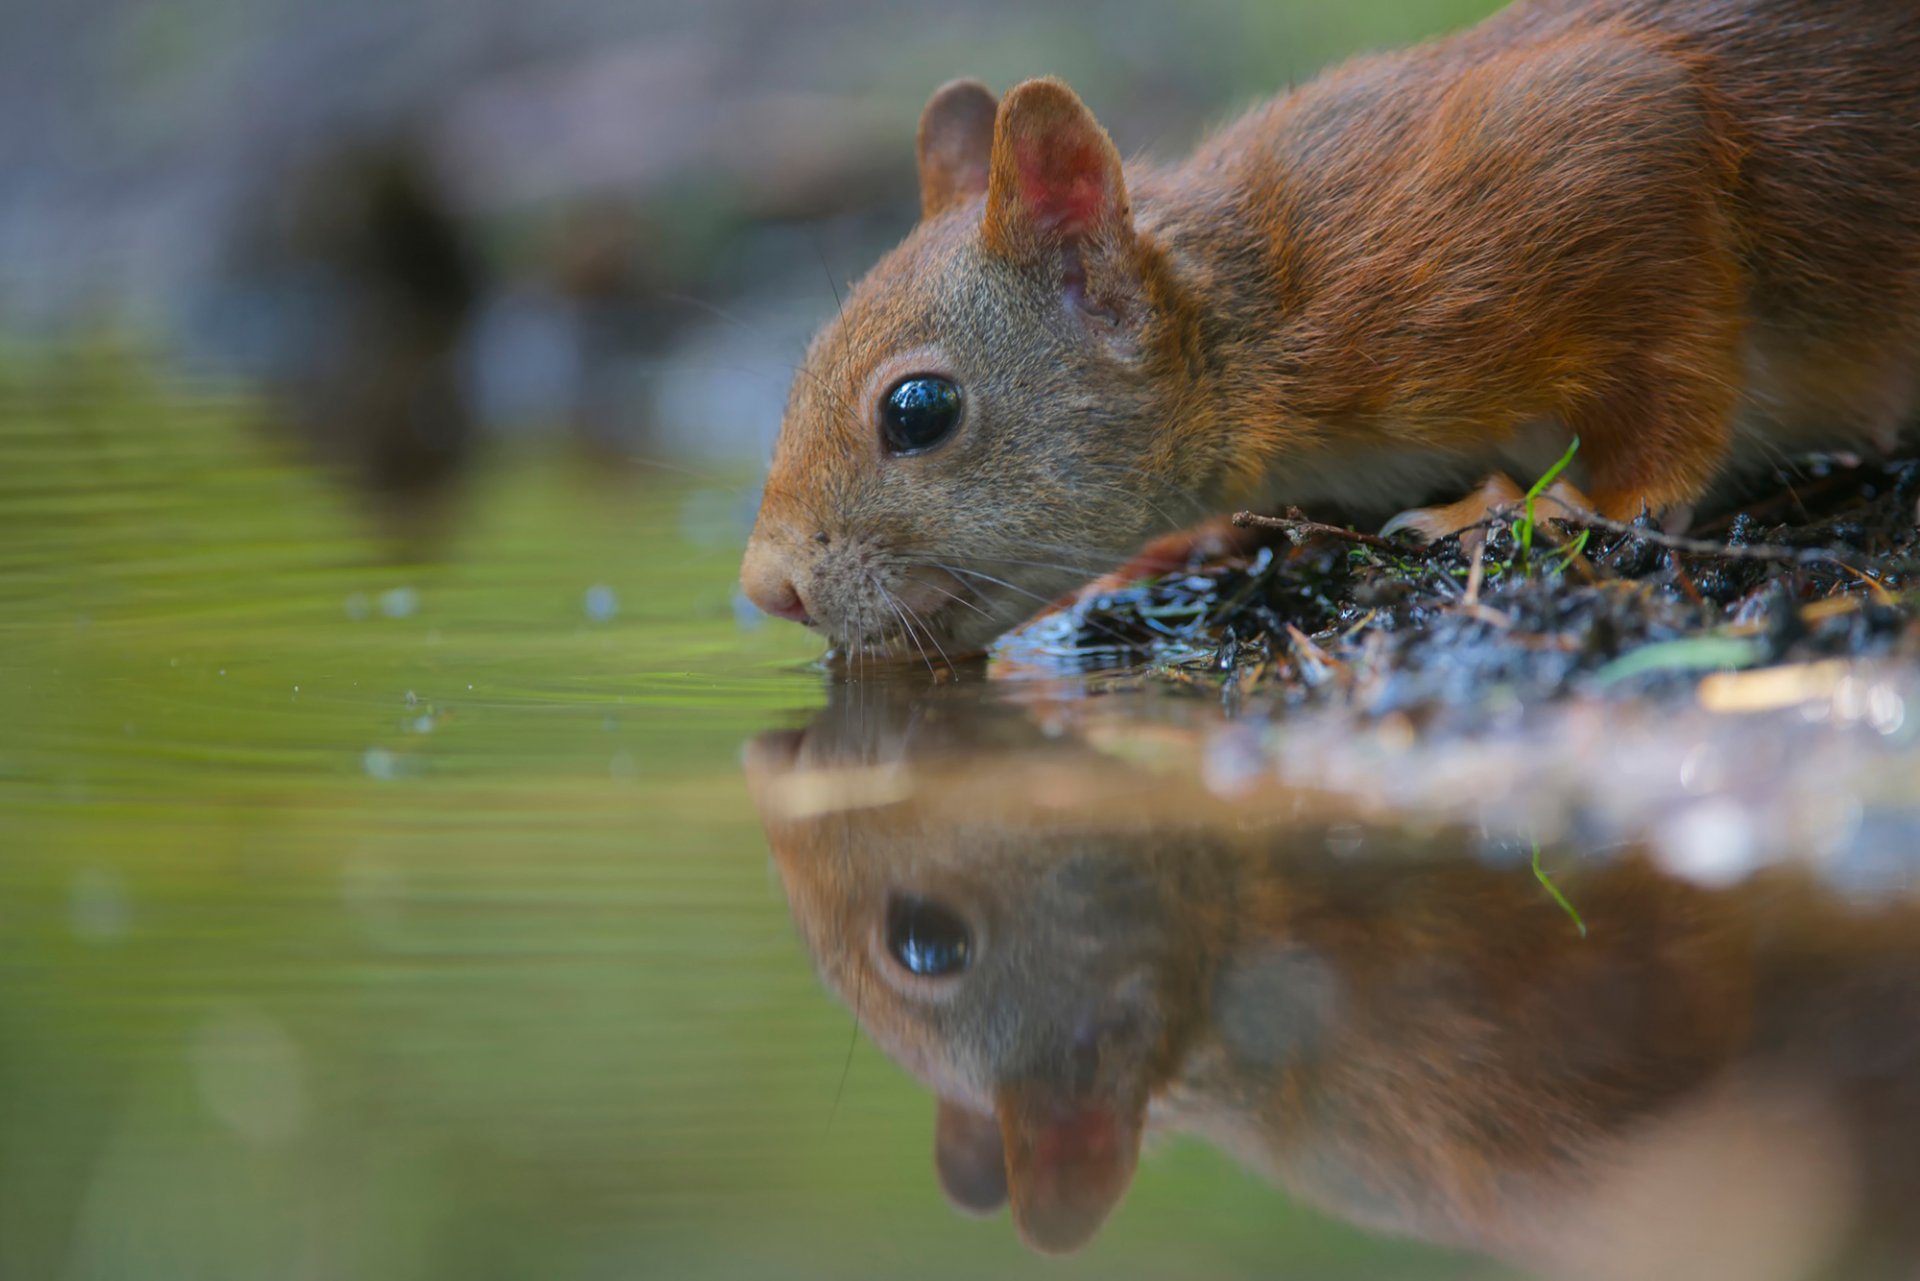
[739,0,1920,659]
[744,694,1920,1275]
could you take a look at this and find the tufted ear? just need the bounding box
[934,1098,1009,1215]
[918,80,999,219]
[995,1080,1143,1254]
[980,79,1142,343]
[982,78,1131,262]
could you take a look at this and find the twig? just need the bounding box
[1670,556,1706,607]
[1546,507,1868,568]
[1339,607,1380,641]
[1837,561,1898,607]
[1285,623,1345,671]
[1239,496,1890,574]
[1463,540,1487,605]
[1459,601,1515,629]
[1226,657,1270,703]
[1233,507,1425,557]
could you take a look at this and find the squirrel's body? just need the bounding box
[742,0,1920,657]
[1136,0,1920,517]
[746,701,1920,1272]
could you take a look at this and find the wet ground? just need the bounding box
[753,671,1920,1278]
[1043,454,1920,721]
[5,361,1919,1280]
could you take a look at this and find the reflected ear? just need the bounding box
[995,1081,1143,1254]
[917,80,998,219]
[934,1098,1009,1215]
[982,78,1130,261]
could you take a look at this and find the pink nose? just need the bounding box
[752,578,812,625]
[741,530,820,627]
[741,545,814,626]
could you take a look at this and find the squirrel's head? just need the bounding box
[740,78,1209,660]
[743,720,1209,1253]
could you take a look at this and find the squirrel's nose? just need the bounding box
[741,542,814,626]
[753,578,812,625]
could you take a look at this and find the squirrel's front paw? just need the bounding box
[1381,473,1593,544]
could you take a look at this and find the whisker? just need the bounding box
[615,454,731,483]
[824,933,864,1138]
[902,574,992,619]
[1066,486,1201,542]
[920,563,1052,603]
[816,238,865,437]
[1079,460,1216,520]
[657,280,872,430]
[658,291,784,347]
[880,590,937,677]
[912,552,1118,579]
[933,563,1133,645]
[896,595,957,672]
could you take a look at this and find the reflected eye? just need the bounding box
[879,376,962,455]
[885,895,972,977]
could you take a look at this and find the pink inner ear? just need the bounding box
[1014,135,1109,236]
[1032,1106,1121,1171]
[1001,1095,1138,1254]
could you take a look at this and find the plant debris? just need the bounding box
[1039,455,1920,716]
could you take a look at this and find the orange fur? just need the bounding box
[745,690,1920,1268]
[742,0,1920,660]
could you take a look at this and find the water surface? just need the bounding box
[4,364,1918,1280]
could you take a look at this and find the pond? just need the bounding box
[4,358,1918,1281]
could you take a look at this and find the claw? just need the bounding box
[1381,474,1531,544]
[1379,506,1453,542]
[1381,473,1604,545]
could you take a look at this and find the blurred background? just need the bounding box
[0,3,1536,1280]
[3,0,1500,487]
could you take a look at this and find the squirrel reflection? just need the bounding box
[745,680,1920,1280]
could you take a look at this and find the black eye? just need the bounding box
[879,376,962,455]
[885,895,972,977]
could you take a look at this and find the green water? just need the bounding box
[0,362,1483,1280]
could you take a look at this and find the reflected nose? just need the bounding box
[740,540,813,626]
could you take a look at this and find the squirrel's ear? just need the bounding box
[934,1098,1009,1215]
[917,80,998,219]
[995,1080,1143,1254]
[982,78,1130,260]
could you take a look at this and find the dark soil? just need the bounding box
[1053,456,1920,715]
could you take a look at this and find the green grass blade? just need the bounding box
[1520,435,1582,568]
[1532,840,1588,938]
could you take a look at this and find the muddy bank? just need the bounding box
[1021,455,1920,720]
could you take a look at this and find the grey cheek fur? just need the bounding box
[767,209,1192,656]
[1213,945,1340,1072]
